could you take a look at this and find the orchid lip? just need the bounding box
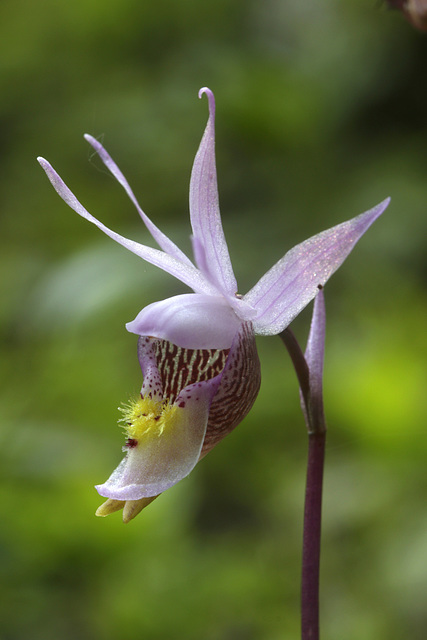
[95,322,259,502]
[95,375,220,500]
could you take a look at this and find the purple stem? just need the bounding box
[280,327,326,640]
[301,430,325,640]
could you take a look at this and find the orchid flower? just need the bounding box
[38,88,389,522]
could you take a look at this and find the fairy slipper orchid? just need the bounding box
[38,88,389,522]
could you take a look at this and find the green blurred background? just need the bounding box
[1,1,426,638]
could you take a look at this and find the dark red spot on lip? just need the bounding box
[125,438,138,448]
[178,401,186,408]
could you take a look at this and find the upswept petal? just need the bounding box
[37,157,217,296]
[189,88,238,296]
[84,134,194,267]
[244,198,390,335]
[126,293,243,349]
[95,375,221,500]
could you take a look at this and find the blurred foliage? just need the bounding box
[1,0,427,638]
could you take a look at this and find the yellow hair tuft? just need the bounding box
[118,395,178,441]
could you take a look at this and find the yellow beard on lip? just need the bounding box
[119,395,179,441]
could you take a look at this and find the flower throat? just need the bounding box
[154,339,230,403]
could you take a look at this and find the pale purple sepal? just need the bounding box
[300,290,326,432]
[37,157,218,297]
[126,293,243,349]
[39,89,389,348]
[245,198,390,336]
[84,134,194,267]
[189,88,238,296]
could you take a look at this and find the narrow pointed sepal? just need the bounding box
[189,88,238,296]
[245,198,390,335]
[83,134,194,266]
[37,157,216,296]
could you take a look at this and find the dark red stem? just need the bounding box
[279,328,326,640]
[301,430,325,640]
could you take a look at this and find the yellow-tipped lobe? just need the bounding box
[95,496,158,522]
[95,498,126,517]
[122,496,158,523]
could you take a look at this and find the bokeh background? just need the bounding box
[1,1,426,639]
